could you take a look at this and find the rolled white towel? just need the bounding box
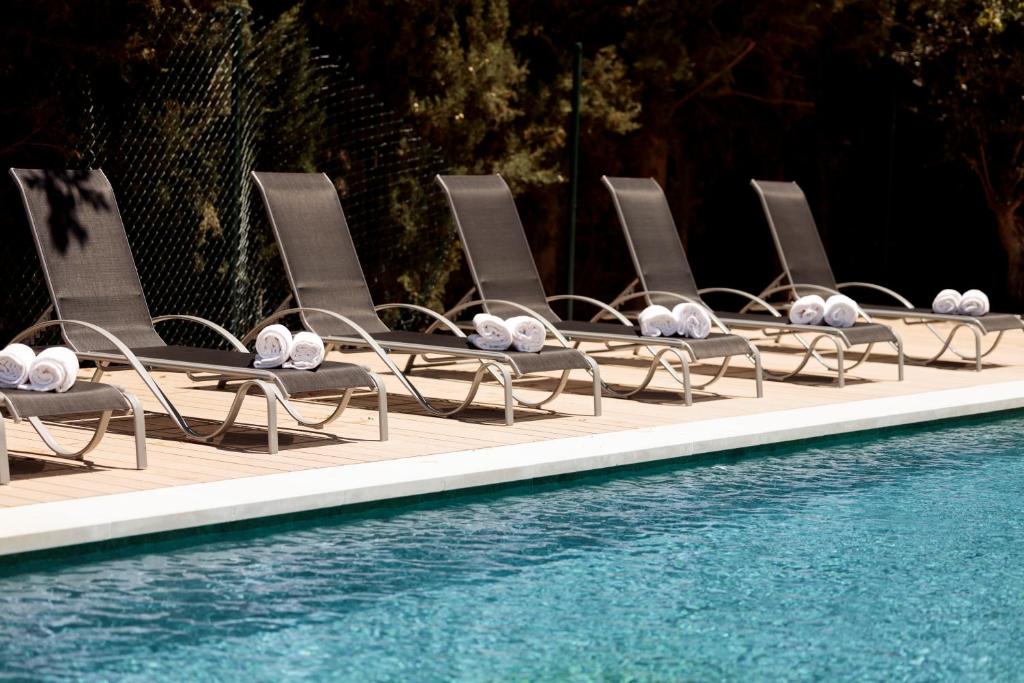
[254,324,294,369]
[672,302,712,339]
[823,294,858,328]
[0,343,36,388]
[638,305,678,338]
[958,289,990,317]
[285,331,326,370]
[932,289,962,315]
[23,347,79,393]
[789,294,826,325]
[506,315,545,353]
[468,313,513,351]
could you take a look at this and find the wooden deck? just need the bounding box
[1,319,1021,509]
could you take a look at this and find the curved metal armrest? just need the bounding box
[442,298,572,348]
[759,282,841,299]
[374,302,466,337]
[590,290,731,335]
[836,282,915,309]
[758,283,874,323]
[152,314,248,351]
[696,287,783,317]
[242,306,394,361]
[547,294,635,327]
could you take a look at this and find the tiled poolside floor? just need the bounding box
[0,319,1020,510]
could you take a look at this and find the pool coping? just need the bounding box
[2,380,1024,558]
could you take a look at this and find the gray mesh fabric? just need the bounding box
[127,346,374,394]
[864,306,1023,334]
[436,175,560,321]
[0,382,129,418]
[602,177,702,304]
[554,321,753,360]
[251,172,389,336]
[750,180,840,295]
[10,169,166,352]
[370,331,590,373]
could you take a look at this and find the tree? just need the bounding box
[891,0,1024,298]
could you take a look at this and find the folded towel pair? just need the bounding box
[0,344,79,393]
[254,324,325,370]
[638,304,711,339]
[932,289,989,316]
[788,294,859,328]
[468,314,546,353]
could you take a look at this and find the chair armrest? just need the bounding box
[547,294,636,326]
[696,287,783,317]
[241,307,393,360]
[581,290,731,335]
[438,298,572,348]
[152,314,248,351]
[836,282,915,309]
[374,303,466,337]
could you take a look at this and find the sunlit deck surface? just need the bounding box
[1,319,1021,509]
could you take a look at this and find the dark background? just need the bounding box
[0,0,1019,341]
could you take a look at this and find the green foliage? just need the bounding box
[891,0,1024,292]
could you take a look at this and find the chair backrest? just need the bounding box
[9,168,165,352]
[750,179,839,296]
[251,171,388,337]
[602,176,703,306]
[435,174,560,321]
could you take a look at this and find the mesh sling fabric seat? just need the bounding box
[751,179,1023,370]
[0,375,146,485]
[250,171,600,425]
[10,168,387,454]
[435,174,764,405]
[601,176,904,386]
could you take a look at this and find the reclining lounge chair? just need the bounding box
[250,171,601,424]
[1,339,146,484]
[435,174,764,404]
[602,176,903,386]
[10,168,387,454]
[751,179,1023,370]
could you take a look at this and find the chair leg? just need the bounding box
[264,388,279,455]
[0,418,9,485]
[751,348,764,398]
[367,371,389,441]
[124,391,148,470]
[836,344,845,389]
[681,356,693,406]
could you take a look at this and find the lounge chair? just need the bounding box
[1,336,146,484]
[10,168,388,453]
[751,179,1023,369]
[249,171,601,424]
[601,176,903,386]
[435,174,764,404]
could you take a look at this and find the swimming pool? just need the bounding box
[1,413,1022,681]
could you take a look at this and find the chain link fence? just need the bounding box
[4,6,457,347]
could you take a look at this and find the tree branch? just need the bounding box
[670,40,757,116]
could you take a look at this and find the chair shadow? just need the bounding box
[754,341,999,371]
[49,410,358,453]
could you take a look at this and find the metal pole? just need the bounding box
[566,42,583,320]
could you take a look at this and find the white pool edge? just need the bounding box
[2,380,1024,558]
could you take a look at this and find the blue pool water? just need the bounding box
[2,414,1024,681]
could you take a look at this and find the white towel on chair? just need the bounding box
[506,316,545,353]
[638,305,678,337]
[789,295,826,325]
[823,294,858,328]
[0,343,36,388]
[23,347,78,393]
[958,289,990,316]
[254,324,294,368]
[672,302,712,339]
[932,289,962,315]
[469,314,513,351]
[285,331,326,370]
